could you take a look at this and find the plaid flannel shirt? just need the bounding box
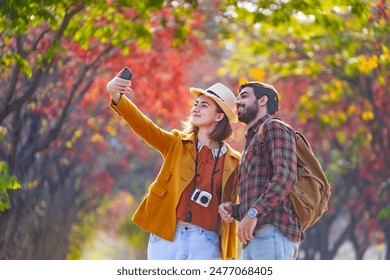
[236,115,302,242]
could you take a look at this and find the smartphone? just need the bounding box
[119,66,132,80]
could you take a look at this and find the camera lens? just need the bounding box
[200,195,209,204]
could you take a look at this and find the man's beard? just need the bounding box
[238,102,259,124]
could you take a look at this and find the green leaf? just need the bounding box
[0,162,21,212]
[378,207,390,219]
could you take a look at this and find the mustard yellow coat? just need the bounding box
[110,96,241,259]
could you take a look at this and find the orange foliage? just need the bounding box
[69,9,206,196]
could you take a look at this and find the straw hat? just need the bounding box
[189,83,237,123]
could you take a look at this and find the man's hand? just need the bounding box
[218,202,234,223]
[237,215,257,245]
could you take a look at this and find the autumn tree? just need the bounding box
[0,0,203,259]
[215,0,390,259]
[2,0,388,260]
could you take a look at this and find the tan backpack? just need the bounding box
[258,118,331,232]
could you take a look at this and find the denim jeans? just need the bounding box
[147,225,220,260]
[242,224,299,260]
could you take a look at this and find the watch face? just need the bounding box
[248,208,257,218]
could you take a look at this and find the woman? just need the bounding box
[106,72,240,260]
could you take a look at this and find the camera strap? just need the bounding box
[185,143,223,222]
[194,143,223,195]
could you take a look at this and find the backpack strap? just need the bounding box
[258,117,294,139]
[257,117,287,182]
[257,118,296,179]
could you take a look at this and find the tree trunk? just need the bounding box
[0,178,82,259]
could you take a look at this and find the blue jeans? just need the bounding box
[147,225,220,260]
[242,224,299,260]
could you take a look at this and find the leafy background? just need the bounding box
[0,0,389,260]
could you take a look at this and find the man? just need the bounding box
[219,81,301,260]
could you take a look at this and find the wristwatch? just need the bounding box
[247,208,258,218]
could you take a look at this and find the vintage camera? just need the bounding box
[191,188,212,207]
